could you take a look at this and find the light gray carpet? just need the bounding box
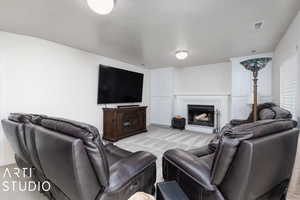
[0,125,213,199]
[116,125,214,181]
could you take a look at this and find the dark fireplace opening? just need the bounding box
[188,105,215,127]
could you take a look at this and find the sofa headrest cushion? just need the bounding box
[31,115,110,187]
[31,116,100,141]
[259,106,292,120]
[259,109,276,120]
[272,106,293,119]
[223,119,297,140]
[8,113,36,123]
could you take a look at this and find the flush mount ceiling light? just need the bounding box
[175,50,189,60]
[87,0,115,15]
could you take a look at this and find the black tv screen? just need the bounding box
[97,65,144,104]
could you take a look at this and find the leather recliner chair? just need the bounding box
[2,113,157,200]
[163,119,299,200]
[1,114,35,176]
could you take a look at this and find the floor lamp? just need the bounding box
[240,57,272,122]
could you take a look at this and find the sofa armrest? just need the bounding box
[187,145,214,157]
[163,149,215,191]
[108,151,157,191]
[230,119,251,126]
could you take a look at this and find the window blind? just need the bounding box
[280,54,298,120]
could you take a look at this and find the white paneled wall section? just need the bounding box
[150,68,174,126]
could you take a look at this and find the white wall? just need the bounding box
[150,67,174,126]
[273,11,300,121]
[0,31,150,166]
[174,62,231,95]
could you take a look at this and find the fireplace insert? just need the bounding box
[188,105,215,127]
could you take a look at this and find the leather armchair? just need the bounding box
[2,113,157,200]
[187,145,215,157]
[163,119,299,200]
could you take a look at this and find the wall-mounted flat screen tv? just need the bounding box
[97,65,144,104]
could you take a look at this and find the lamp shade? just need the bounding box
[240,57,272,73]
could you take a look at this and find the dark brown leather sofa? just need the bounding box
[230,102,292,126]
[2,113,157,200]
[163,119,299,200]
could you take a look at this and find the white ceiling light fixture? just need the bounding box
[175,50,189,60]
[87,0,115,15]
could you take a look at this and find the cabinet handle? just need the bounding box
[123,122,131,127]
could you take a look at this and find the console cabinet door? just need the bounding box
[139,109,147,130]
[103,107,147,141]
[119,109,141,135]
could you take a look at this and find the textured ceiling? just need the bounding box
[0,0,299,68]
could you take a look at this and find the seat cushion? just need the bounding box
[188,145,214,157]
[196,153,214,169]
[163,149,215,191]
[162,150,223,200]
[104,143,132,166]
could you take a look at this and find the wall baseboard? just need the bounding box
[149,124,171,129]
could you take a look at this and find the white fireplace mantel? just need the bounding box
[174,93,231,97]
[173,94,230,133]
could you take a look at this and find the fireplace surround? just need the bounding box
[174,95,230,133]
[188,105,215,127]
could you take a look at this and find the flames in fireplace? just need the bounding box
[188,105,215,127]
